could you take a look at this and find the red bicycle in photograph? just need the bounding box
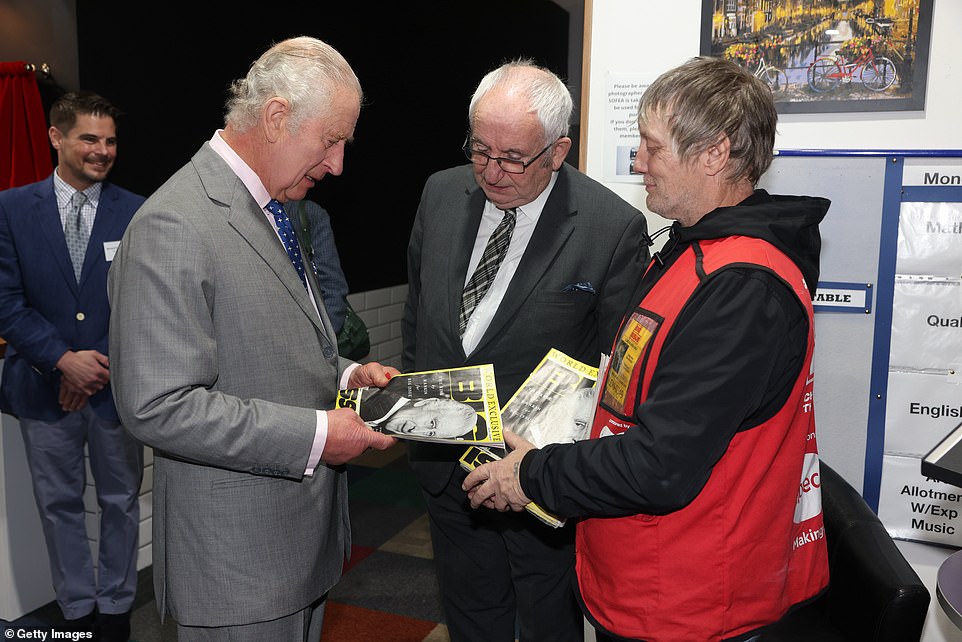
[807,48,898,93]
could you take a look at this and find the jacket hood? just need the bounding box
[669,189,829,297]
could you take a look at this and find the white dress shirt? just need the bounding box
[461,171,559,355]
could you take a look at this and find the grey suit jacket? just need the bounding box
[402,163,649,493]
[108,143,350,626]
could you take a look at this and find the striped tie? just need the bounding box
[459,208,517,336]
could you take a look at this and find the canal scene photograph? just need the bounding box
[700,0,932,113]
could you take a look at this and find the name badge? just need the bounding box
[103,240,120,262]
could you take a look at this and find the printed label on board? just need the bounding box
[884,370,962,458]
[896,202,962,278]
[812,281,872,313]
[877,453,962,546]
[889,277,962,371]
[902,164,962,187]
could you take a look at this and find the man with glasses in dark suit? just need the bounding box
[402,59,649,642]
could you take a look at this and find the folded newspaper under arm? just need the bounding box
[460,348,605,528]
[336,364,504,446]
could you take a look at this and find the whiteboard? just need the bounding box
[760,153,888,496]
[762,150,962,522]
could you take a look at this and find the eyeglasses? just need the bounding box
[462,138,555,174]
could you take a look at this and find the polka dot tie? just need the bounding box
[266,199,308,290]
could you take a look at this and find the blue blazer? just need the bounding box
[0,175,145,421]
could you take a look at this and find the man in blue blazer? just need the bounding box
[0,91,144,642]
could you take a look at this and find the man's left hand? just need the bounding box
[347,361,401,389]
[463,430,536,511]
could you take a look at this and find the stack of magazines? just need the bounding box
[337,349,601,528]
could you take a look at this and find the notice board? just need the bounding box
[760,150,962,546]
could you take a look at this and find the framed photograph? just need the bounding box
[700,0,933,114]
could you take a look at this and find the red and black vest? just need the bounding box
[577,236,829,642]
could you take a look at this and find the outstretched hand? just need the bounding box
[462,430,536,512]
[325,361,402,465]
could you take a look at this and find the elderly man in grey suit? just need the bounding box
[107,37,396,642]
[402,60,649,641]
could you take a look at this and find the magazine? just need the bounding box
[499,348,600,447]
[336,364,504,446]
[459,348,601,528]
[461,445,567,528]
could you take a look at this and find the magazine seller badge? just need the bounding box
[602,310,659,417]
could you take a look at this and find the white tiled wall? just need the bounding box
[348,284,409,370]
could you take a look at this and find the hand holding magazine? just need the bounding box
[337,364,504,446]
[460,348,602,527]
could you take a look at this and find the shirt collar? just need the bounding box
[53,168,103,207]
[209,130,271,209]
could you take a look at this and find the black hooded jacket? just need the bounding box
[520,189,830,519]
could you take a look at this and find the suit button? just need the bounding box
[322,346,334,359]
[76,312,85,321]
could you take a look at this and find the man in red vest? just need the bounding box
[464,56,831,642]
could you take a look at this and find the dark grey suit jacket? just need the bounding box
[402,163,649,493]
[108,143,350,626]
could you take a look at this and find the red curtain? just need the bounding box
[0,61,53,191]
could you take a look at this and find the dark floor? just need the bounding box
[1,444,451,642]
